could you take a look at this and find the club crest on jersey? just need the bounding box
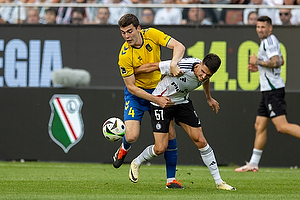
[49,94,84,153]
[146,44,152,52]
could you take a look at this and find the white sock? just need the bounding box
[199,144,222,185]
[134,145,157,165]
[249,148,263,166]
[167,178,175,184]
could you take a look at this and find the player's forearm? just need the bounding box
[203,80,212,100]
[170,42,185,65]
[256,56,281,68]
[134,63,159,74]
[127,84,157,102]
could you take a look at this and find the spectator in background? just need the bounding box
[0,0,27,24]
[281,0,300,25]
[56,0,74,24]
[200,0,233,24]
[108,0,133,24]
[140,7,155,25]
[26,7,41,24]
[75,0,91,23]
[92,7,110,24]
[243,0,281,25]
[134,0,157,22]
[154,0,182,25]
[278,8,293,25]
[180,0,202,23]
[245,11,258,25]
[181,7,212,25]
[70,7,85,24]
[35,0,51,24]
[86,0,102,22]
[44,7,58,24]
[218,0,248,24]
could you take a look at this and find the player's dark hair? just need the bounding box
[257,16,272,25]
[203,53,221,74]
[118,13,140,28]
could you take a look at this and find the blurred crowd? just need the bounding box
[0,0,299,25]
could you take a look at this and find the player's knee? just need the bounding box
[124,133,138,143]
[192,135,207,149]
[154,146,166,155]
[275,125,287,134]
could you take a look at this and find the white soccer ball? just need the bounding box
[102,117,126,142]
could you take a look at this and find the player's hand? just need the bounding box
[170,64,184,77]
[155,96,174,108]
[207,97,220,114]
[248,64,258,72]
[249,53,258,65]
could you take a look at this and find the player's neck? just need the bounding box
[132,34,143,48]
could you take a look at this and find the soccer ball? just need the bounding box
[102,117,126,142]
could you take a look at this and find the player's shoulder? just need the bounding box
[264,34,279,46]
[179,57,201,64]
[141,27,165,37]
[119,42,131,57]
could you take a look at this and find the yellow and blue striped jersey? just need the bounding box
[118,28,172,89]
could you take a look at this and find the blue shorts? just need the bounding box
[124,87,154,122]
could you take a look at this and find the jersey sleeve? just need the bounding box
[265,36,280,59]
[118,43,134,78]
[159,60,172,75]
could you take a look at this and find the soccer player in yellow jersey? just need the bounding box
[113,13,186,188]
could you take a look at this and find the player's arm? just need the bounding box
[134,62,159,74]
[202,79,220,114]
[166,38,185,76]
[123,74,174,108]
[249,53,281,68]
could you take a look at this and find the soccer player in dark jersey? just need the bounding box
[128,53,236,191]
[235,16,300,172]
[113,13,186,188]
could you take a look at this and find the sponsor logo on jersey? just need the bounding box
[49,94,84,153]
[146,44,152,52]
[121,67,127,75]
[180,77,186,82]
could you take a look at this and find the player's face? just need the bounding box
[256,21,272,40]
[120,24,142,47]
[194,63,213,82]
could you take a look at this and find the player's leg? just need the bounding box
[113,92,145,168]
[235,116,269,172]
[129,132,168,183]
[164,120,179,186]
[272,115,300,138]
[180,122,236,191]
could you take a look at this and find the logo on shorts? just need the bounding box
[156,123,162,130]
[268,104,272,111]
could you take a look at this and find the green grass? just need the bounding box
[0,161,299,200]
